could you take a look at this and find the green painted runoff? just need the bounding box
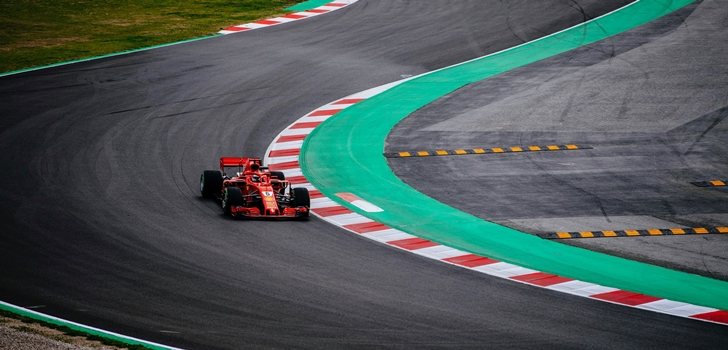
[301,0,728,310]
[287,0,335,11]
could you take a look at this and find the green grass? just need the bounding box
[0,0,303,72]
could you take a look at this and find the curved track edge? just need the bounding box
[0,301,180,350]
[0,0,357,78]
[264,0,728,326]
[217,1,358,34]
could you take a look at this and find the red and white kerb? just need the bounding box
[219,1,359,35]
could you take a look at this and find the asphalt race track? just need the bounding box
[1,1,727,348]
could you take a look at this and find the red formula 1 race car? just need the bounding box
[200,157,309,219]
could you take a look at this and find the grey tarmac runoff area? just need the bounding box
[389,0,728,282]
[1,0,728,349]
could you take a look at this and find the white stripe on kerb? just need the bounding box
[279,127,314,136]
[349,199,384,212]
[637,300,716,317]
[266,156,299,164]
[415,246,469,260]
[270,140,303,149]
[324,213,371,226]
[365,229,414,242]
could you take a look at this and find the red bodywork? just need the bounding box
[219,157,308,219]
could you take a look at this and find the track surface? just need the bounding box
[1,1,727,348]
[388,0,728,282]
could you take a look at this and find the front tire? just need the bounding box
[222,187,244,216]
[200,170,223,198]
[291,187,310,208]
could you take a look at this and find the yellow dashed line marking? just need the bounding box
[578,231,594,238]
[556,232,572,239]
[386,144,590,158]
[647,229,663,236]
[543,226,726,239]
[692,179,727,187]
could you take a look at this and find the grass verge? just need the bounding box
[0,309,146,349]
[0,0,302,72]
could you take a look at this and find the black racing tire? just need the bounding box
[200,170,223,198]
[222,187,244,216]
[291,187,310,208]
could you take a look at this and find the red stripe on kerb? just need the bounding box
[307,9,330,13]
[332,98,364,105]
[312,206,352,217]
[344,222,390,234]
[510,272,572,287]
[443,254,498,267]
[692,310,728,324]
[327,2,347,7]
[255,19,280,25]
[268,161,299,171]
[309,109,342,117]
[277,134,307,142]
[223,26,250,32]
[269,148,300,157]
[286,175,307,184]
[309,190,324,199]
[591,290,661,306]
[388,238,438,250]
[291,121,321,129]
[282,14,306,19]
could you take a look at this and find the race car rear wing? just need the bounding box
[219,157,262,170]
[219,157,247,168]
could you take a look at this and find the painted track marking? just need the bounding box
[385,144,590,158]
[543,227,728,239]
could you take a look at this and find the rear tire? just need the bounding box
[222,187,244,216]
[291,187,310,208]
[200,170,223,198]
